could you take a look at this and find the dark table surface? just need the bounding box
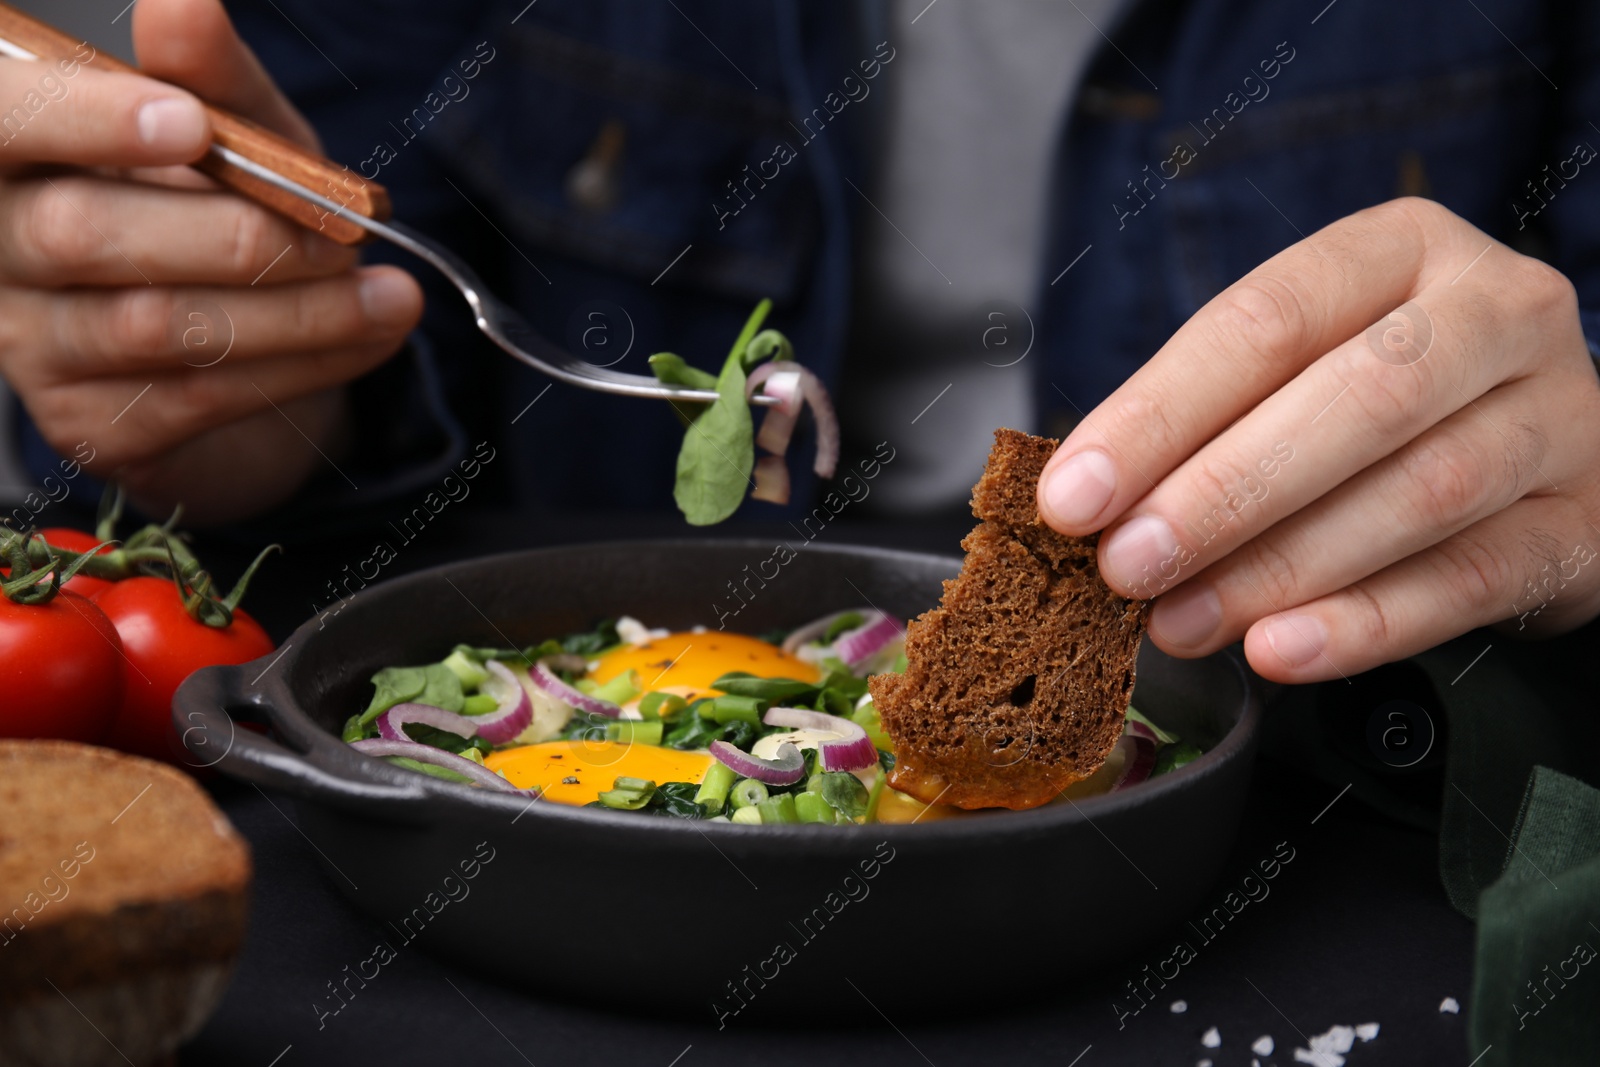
[171,511,1477,1067]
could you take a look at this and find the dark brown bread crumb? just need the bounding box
[870,429,1150,810]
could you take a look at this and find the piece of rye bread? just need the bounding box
[0,740,251,1067]
[870,429,1150,810]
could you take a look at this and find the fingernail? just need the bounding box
[1263,615,1328,668]
[137,97,206,153]
[1152,583,1222,649]
[1040,450,1116,528]
[359,270,418,327]
[1101,515,1180,594]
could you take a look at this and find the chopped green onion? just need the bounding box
[706,695,764,726]
[461,693,500,715]
[804,772,826,794]
[757,793,799,824]
[597,776,656,810]
[442,649,490,689]
[589,669,641,706]
[730,806,763,825]
[605,720,664,746]
[730,777,769,810]
[695,761,738,815]
[795,791,837,824]
[638,691,688,721]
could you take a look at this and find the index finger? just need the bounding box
[1035,199,1462,536]
[0,59,209,167]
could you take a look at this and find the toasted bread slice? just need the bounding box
[870,429,1149,810]
[0,740,251,1066]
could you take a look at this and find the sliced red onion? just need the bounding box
[350,738,524,792]
[755,404,800,457]
[742,360,839,479]
[832,612,904,669]
[470,660,534,744]
[779,608,877,655]
[527,662,623,718]
[762,707,878,772]
[709,739,806,785]
[1110,734,1157,791]
[1123,717,1161,745]
[374,700,473,742]
[377,702,477,742]
[752,455,791,504]
[745,362,804,416]
[796,366,839,478]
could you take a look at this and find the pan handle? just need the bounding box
[174,662,429,809]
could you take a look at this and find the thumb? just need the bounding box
[132,0,322,151]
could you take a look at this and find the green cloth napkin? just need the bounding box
[1261,623,1600,1067]
[1469,766,1600,1065]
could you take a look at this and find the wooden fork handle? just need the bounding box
[0,3,390,245]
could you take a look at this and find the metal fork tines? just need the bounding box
[217,146,776,407]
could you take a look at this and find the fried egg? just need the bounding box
[485,740,714,805]
[589,630,820,703]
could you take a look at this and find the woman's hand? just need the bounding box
[1036,197,1600,683]
[0,0,423,524]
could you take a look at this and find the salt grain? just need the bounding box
[1171,999,1188,1014]
[1201,1026,1221,1048]
[1355,1022,1379,1041]
[1253,1035,1275,1056]
[1440,997,1461,1014]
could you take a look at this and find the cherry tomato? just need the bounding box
[94,577,275,765]
[0,591,123,742]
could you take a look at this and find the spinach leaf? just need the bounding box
[710,672,820,704]
[647,353,719,390]
[384,756,475,784]
[416,662,465,712]
[818,772,869,819]
[358,666,427,726]
[562,619,621,657]
[647,781,708,819]
[667,300,774,526]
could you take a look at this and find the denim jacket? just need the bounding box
[19,0,1599,523]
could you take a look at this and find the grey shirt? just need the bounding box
[845,0,1125,512]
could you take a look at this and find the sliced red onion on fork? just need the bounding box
[751,455,791,504]
[762,707,878,772]
[709,739,806,785]
[349,738,525,792]
[743,360,840,480]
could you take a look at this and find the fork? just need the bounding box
[0,4,769,408]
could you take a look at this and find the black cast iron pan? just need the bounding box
[175,540,1262,1025]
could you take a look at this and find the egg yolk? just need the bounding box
[485,740,714,806]
[589,630,819,702]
